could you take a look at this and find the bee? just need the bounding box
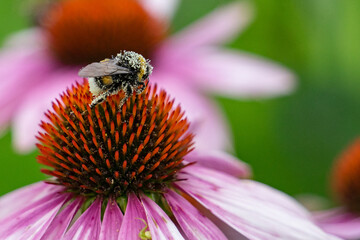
[78,51,153,108]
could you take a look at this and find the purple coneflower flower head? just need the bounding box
[0,82,338,239]
[0,0,295,152]
[315,138,360,239]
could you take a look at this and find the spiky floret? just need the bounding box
[43,0,166,64]
[332,138,360,213]
[37,81,194,197]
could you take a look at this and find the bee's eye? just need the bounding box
[102,76,113,85]
[142,66,150,80]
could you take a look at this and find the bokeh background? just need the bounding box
[1,0,360,205]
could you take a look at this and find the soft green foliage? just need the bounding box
[0,0,360,201]
[0,133,44,195]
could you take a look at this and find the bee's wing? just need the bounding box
[78,61,131,77]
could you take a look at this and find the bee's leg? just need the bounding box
[135,82,146,94]
[119,83,133,107]
[90,92,108,108]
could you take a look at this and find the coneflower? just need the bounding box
[315,139,360,239]
[0,0,295,152]
[43,0,165,64]
[0,81,337,239]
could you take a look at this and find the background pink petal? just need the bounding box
[161,1,252,53]
[176,166,339,240]
[118,193,147,240]
[164,189,227,240]
[0,48,57,129]
[41,197,83,239]
[185,150,251,178]
[314,209,360,239]
[0,191,68,240]
[64,198,102,240]
[139,0,179,22]
[152,72,232,151]
[141,195,184,240]
[179,48,296,98]
[12,69,79,152]
[99,197,124,240]
[1,28,45,50]
[0,182,62,221]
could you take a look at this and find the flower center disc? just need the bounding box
[37,82,194,197]
[42,0,166,64]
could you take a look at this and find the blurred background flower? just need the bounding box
[314,138,360,239]
[0,0,294,155]
[1,0,360,219]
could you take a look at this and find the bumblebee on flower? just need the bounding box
[79,51,153,107]
[0,62,338,238]
[0,0,296,153]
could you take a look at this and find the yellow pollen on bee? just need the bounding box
[102,76,113,85]
[137,56,146,80]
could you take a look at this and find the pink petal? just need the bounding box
[141,195,184,240]
[41,197,83,239]
[12,68,79,152]
[0,48,55,128]
[1,28,45,50]
[0,182,62,221]
[163,2,252,52]
[164,189,226,240]
[176,166,340,240]
[139,0,179,22]
[314,208,360,239]
[64,198,102,240]
[185,150,251,178]
[118,193,147,240]
[0,189,69,239]
[152,72,232,151]
[99,197,124,240]
[179,48,296,98]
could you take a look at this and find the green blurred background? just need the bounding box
[1,0,360,204]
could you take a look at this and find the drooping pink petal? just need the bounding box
[178,48,296,98]
[164,189,226,240]
[1,28,45,50]
[314,208,360,239]
[185,150,251,178]
[63,198,102,240]
[0,190,69,239]
[139,0,179,22]
[41,197,83,239]
[176,166,340,240]
[99,197,124,240]
[118,193,147,240]
[0,48,56,128]
[0,182,62,221]
[141,195,184,240]
[161,2,252,54]
[12,68,79,152]
[152,72,232,151]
